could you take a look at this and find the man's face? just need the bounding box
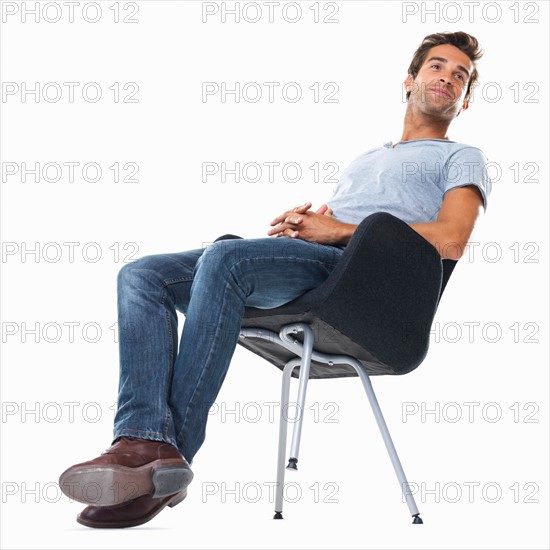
[405,44,473,119]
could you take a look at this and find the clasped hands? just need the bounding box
[267,201,346,246]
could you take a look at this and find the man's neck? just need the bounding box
[396,106,452,145]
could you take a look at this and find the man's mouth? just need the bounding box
[429,87,452,99]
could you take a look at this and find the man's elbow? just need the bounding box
[439,231,469,260]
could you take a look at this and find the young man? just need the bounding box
[59,31,491,528]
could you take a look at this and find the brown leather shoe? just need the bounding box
[76,488,187,528]
[59,437,193,507]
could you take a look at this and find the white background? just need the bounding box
[1,1,548,548]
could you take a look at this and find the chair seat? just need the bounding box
[239,314,407,379]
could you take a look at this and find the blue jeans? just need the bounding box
[112,236,344,463]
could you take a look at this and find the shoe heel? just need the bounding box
[168,490,187,508]
[152,466,193,498]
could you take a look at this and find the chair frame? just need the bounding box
[239,323,423,523]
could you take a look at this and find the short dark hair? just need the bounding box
[406,31,483,104]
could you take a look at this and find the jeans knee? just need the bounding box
[195,241,238,273]
[117,261,138,290]
[196,239,280,272]
[117,256,162,293]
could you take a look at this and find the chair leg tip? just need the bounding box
[412,514,423,524]
[286,458,298,471]
[273,512,283,519]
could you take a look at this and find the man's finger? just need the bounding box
[270,214,286,226]
[293,201,312,213]
[267,219,299,235]
[315,203,333,216]
[270,202,311,226]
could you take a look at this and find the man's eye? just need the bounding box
[431,64,440,69]
[456,74,464,80]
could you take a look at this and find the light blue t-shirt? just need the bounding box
[327,138,492,227]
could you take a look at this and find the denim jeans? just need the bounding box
[112,236,345,463]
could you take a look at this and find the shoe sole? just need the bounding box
[76,489,187,529]
[59,458,193,506]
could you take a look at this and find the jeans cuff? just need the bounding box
[112,428,179,450]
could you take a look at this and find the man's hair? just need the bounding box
[406,31,483,104]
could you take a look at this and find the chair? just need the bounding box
[213,212,457,524]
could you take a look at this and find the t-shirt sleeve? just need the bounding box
[444,147,492,211]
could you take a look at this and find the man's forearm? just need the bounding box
[409,221,464,260]
[335,219,465,260]
[336,222,358,246]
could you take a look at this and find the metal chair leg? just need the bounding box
[273,357,302,519]
[280,324,314,471]
[351,360,423,524]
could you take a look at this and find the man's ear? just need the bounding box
[455,99,469,118]
[404,74,414,94]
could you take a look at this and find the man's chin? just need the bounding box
[417,102,458,119]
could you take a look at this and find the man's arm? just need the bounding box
[335,186,484,259]
[268,185,483,259]
[409,185,484,260]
